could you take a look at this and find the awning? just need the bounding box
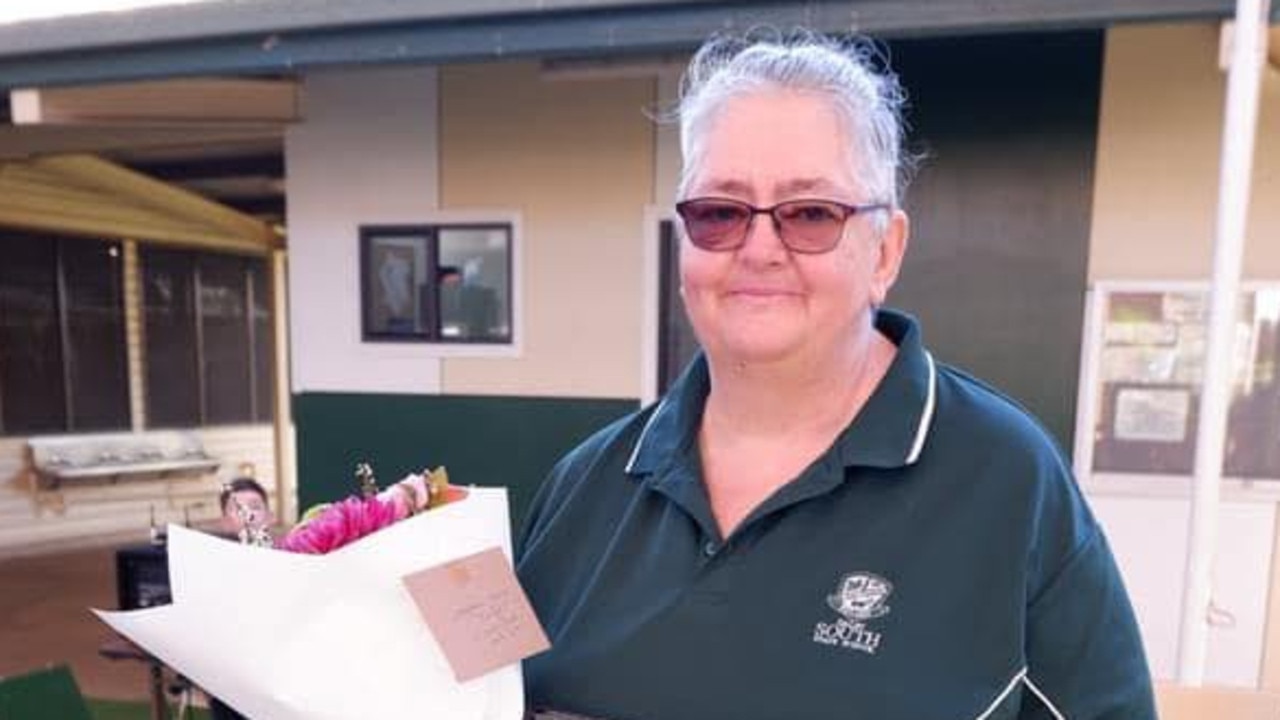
[0,154,280,252]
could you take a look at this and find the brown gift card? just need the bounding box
[402,546,551,682]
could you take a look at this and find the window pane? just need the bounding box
[436,226,511,342]
[1227,289,1280,479]
[0,233,65,434]
[363,231,432,340]
[250,258,274,422]
[143,248,199,428]
[62,238,129,431]
[199,254,252,424]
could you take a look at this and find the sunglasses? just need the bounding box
[675,197,891,254]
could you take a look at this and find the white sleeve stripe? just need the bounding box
[1022,674,1068,720]
[973,667,1028,720]
[904,350,937,465]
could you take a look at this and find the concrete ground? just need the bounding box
[0,544,151,702]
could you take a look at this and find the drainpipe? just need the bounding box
[1177,0,1271,685]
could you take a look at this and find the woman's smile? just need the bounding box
[724,283,803,300]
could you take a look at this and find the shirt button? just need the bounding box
[702,541,718,557]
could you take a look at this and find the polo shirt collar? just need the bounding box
[624,358,706,477]
[625,308,937,477]
[833,309,937,469]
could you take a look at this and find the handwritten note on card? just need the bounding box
[403,546,550,682]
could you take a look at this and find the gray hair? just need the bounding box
[675,31,910,212]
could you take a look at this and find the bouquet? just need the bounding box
[272,465,469,554]
[95,466,542,720]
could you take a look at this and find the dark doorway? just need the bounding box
[890,30,1104,451]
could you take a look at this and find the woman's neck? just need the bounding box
[702,326,896,441]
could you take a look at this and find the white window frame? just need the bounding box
[640,205,673,406]
[361,209,524,360]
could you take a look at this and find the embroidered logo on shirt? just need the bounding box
[812,572,893,655]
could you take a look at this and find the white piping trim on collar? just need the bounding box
[974,667,1027,720]
[624,398,669,474]
[904,350,937,466]
[1022,674,1067,720]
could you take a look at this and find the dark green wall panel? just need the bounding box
[293,392,637,531]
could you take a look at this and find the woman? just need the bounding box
[517,33,1154,720]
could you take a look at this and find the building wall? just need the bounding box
[287,62,656,401]
[438,61,655,398]
[285,66,444,395]
[287,62,651,522]
[0,237,278,556]
[1085,22,1280,689]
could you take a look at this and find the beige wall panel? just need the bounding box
[1089,23,1222,280]
[1090,23,1280,281]
[440,62,655,399]
[285,66,444,395]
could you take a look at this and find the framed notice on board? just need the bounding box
[1075,282,1280,482]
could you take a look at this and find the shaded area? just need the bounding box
[890,30,1105,451]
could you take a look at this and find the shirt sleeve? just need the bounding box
[1018,528,1157,719]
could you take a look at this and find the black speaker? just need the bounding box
[115,543,171,610]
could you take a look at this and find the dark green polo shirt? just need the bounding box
[517,310,1154,720]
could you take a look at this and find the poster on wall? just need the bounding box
[360,229,432,341]
[1112,386,1191,443]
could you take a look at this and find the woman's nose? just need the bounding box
[736,212,789,263]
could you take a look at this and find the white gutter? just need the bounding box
[1177,0,1272,684]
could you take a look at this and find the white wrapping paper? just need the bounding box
[95,487,524,720]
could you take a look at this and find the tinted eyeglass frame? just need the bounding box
[675,197,891,254]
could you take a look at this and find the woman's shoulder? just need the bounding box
[517,404,657,547]
[923,360,1089,520]
[551,403,657,481]
[926,361,1100,583]
[930,361,1069,469]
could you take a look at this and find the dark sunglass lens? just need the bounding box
[679,201,749,250]
[776,201,844,252]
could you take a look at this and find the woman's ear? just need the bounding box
[872,209,909,306]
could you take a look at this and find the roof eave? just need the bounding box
[0,0,1269,89]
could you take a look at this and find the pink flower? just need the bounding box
[275,496,400,555]
[273,468,468,555]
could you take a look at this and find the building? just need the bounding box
[0,0,1278,696]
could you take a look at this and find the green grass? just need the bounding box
[87,698,210,720]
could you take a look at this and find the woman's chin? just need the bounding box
[707,332,807,368]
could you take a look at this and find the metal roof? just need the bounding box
[0,0,1270,88]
